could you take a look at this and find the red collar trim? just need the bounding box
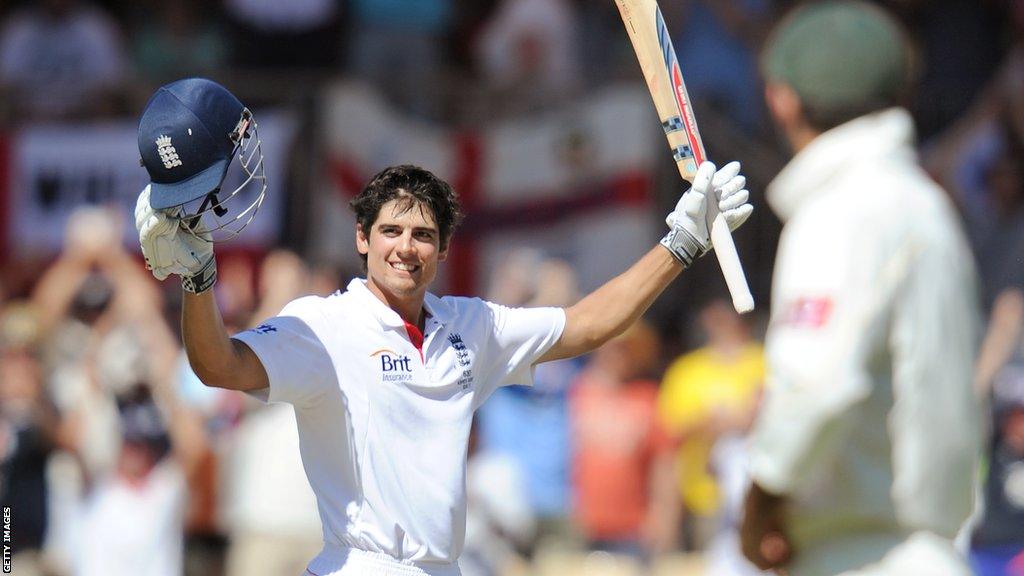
[403,320,424,362]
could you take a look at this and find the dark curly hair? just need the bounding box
[350,165,464,268]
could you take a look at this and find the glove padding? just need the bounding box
[660,161,753,267]
[135,185,217,293]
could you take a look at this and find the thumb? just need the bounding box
[665,210,678,228]
[682,189,706,218]
[681,161,716,218]
[692,161,716,194]
[760,531,792,567]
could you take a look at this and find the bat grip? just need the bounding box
[710,214,755,313]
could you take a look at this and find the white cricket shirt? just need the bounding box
[233,279,565,573]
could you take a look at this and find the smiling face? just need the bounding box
[357,196,448,312]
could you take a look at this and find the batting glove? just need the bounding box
[135,185,217,294]
[661,161,753,267]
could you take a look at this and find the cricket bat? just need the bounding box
[614,0,755,313]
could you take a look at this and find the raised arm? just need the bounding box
[135,186,268,392]
[182,290,268,391]
[975,288,1024,395]
[540,247,682,362]
[539,161,752,363]
[31,208,120,335]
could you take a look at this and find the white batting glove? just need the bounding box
[135,185,217,294]
[661,161,753,267]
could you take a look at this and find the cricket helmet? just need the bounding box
[761,1,911,114]
[138,77,266,240]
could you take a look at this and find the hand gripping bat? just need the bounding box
[615,0,755,313]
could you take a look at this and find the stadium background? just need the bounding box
[0,0,1019,575]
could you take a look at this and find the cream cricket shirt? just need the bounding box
[233,279,565,571]
[751,109,982,574]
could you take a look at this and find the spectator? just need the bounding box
[224,0,341,69]
[249,249,312,328]
[75,378,205,576]
[462,419,535,576]
[474,0,580,98]
[669,0,773,131]
[346,0,454,116]
[970,287,1024,575]
[131,0,228,86]
[895,0,1006,141]
[657,297,764,550]
[0,302,65,576]
[28,206,181,572]
[215,254,260,333]
[60,212,205,576]
[971,117,1024,309]
[924,30,1024,307]
[574,0,633,87]
[223,400,323,576]
[477,250,584,555]
[0,0,126,121]
[569,320,675,560]
[308,260,348,298]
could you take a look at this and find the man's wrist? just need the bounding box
[659,227,706,268]
[182,255,217,294]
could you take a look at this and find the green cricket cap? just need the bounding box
[762,1,910,112]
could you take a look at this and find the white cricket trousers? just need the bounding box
[303,544,462,576]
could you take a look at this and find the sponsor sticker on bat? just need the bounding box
[654,8,704,168]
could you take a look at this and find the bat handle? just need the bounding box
[710,213,755,313]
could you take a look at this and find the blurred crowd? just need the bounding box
[2,0,1024,575]
[0,0,1009,129]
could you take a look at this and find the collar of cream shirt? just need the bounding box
[766,107,918,223]
[345,278,455,329]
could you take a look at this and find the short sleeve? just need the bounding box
[232,297,335,408]
[485,303,566,389]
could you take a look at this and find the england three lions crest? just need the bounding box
[448,333,474,390]
[156,135,182,169]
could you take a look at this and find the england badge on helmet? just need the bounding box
[138,77,266,241]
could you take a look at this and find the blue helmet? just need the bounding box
[138,77,266,240]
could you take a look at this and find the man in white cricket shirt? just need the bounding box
[740,3,984,575]
[130,78,754,575]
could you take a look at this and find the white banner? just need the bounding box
[6,110,297,258]
[316,82,662,294]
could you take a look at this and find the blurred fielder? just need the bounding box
[740,2,983,575]
[132,77,752,575]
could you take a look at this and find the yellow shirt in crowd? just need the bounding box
[658,343,765,516]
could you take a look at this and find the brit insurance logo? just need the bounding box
[448,333,474,390]
[371,349,413,383]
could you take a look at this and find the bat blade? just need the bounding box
[615,0,754,313]
[654,9,703,179]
